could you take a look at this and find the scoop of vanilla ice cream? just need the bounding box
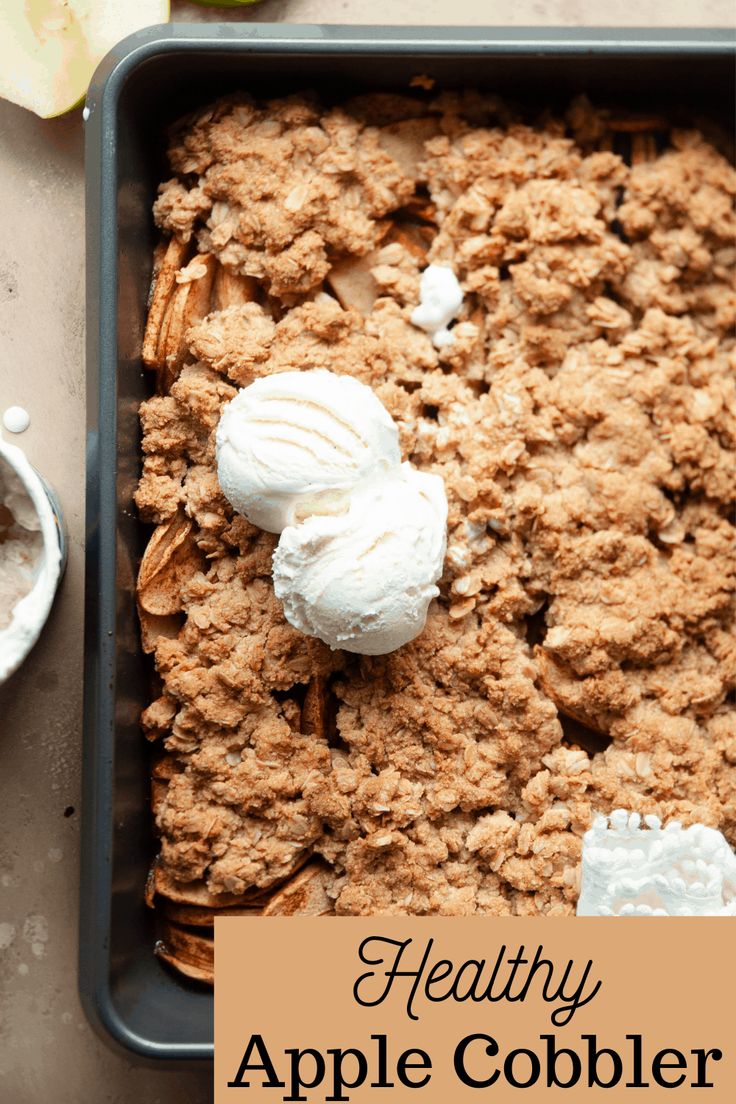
[216,369,401,533]
[272,463,447,655]
[411,264,464,349]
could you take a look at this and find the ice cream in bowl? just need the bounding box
[0,437,64,684]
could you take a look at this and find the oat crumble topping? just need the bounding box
[137,92,735,947]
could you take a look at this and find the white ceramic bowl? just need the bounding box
[0,438,64,684]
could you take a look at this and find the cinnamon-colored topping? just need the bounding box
[138,91,735,920]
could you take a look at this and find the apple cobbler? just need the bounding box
[135,90,736,982]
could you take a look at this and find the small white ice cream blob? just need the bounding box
[216,369,401,533]
[577,810,736,917]
[3,406,30,434]
[411,264,464,348]
[272,463,448,655]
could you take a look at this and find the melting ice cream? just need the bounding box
[0,460,42,630]
[410,264,464,348]
[577,810,736,917]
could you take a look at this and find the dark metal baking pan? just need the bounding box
[82,24,735,1062]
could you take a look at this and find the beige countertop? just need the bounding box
[0,3,731,1101]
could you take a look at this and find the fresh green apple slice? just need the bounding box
[0,0,170,119]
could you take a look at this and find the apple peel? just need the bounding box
[0,0,170,119]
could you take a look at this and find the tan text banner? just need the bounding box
[215,917,734,1101]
